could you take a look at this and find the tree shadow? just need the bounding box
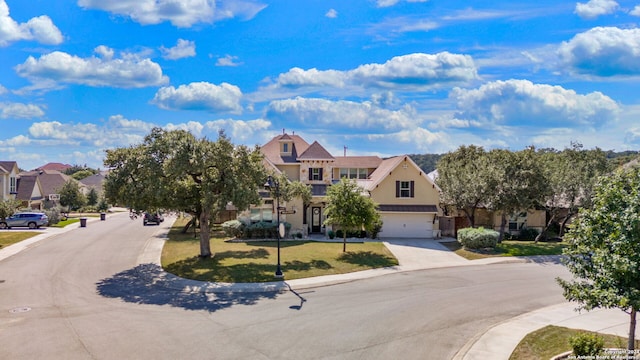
[283,259,332,271]
[337,251,398,267]
[96,263,279,312]
[214,248,269,260]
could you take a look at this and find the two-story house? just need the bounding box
[258,133,442,238]
[0,161,19,202]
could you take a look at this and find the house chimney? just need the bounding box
[344,146,348,157]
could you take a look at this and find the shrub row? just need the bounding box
[457,227,499,249]
[221,220,292,239]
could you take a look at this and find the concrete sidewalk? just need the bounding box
[2,216,634,360]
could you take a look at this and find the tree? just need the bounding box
[58,180,86,212]
[536,143,611,242]
[86,188,99,206]
[0,199,21,219]
[557,166,640,352]
[486,147,548,242]
[104,128,266,257]
[324,178,381,252]
[436,145,495,227]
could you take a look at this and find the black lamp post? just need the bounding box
[264,175,284,279]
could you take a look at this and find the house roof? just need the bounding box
[19,169,78,196]
[79,173,106,188]
[36,162,72,172]
[15,175,41,201]
[364,155,439,192]
[261,134,310,165]
[333,156,383,168]
[0,161,17,174]
[297,141,335,161]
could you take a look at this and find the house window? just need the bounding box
[339,168,368,180]
[395,180,414,198]
[10,176,16,193]
[282,143,289,153]
[251,208,274,223]
[358,169,367,179]
[309,168,323,181]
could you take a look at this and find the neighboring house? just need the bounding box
[0,161,19,201]
[427,169,546,237]
[79,171,107,197]
[257,132,442,238]
[19,169,85,209]
[36,162,72,172]
[15,174,45,210]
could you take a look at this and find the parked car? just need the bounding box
[0,212,49,229]
[143,212,164,226]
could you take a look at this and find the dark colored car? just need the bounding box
[143,212,164,226]
[0,212,49,229]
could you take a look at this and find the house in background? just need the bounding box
[257,132,442,238]
[0,161,19,201]
[35,162,72,172]
[15,174,45,209]
[19,169,85,209]
[79,171,108,198]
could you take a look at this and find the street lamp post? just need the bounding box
[264,176,284,279]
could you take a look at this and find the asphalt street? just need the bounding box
[0,213,570,359]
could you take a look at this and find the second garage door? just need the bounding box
[379,213,434,238]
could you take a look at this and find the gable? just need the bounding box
[368,156,440,206]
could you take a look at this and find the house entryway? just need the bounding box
[311,206,322,233]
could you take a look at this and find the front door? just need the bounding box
[311,207,322,233]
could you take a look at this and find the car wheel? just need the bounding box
[28,222,37,229]
[0,222,7,229]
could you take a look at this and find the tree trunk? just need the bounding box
[559,212,575,237]
[498,213,507,243]
[343,232,347,253]
[199,208,211,257]
[535,212,556,243]
[629,308,637,351]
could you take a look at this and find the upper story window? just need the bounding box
[309,168,323,181]
[396,180,414,198]
[339,168,368,180]
[10,176,16,193]
[282,143,289,153]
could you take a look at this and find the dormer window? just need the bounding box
[283,143,289,153]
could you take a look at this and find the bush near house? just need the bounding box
[221,220,292,239]
[457,227,499,249]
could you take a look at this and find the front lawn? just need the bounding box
[510,325,638,360]
[440,240,566,260]
[162,217,399,283]
[0,231,39,249]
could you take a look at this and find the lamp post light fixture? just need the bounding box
[264,175,284,279]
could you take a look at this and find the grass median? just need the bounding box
[0,231,40,249]
[440,239,566,260]
[161,217,399,283]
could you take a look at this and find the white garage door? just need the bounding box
[379,213,434,238]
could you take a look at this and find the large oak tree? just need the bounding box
[104,128,266,257]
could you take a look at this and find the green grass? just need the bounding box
[510,325,637,360]
[440,240,566,260]
[0,231,39,249]
[51,218,80,227]
[162,217,399,283]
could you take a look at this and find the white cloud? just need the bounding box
[631,5,640,16]
[0,0,63,47]
[325,9,338,18]
[15,48,169,88]
[449,80,619,130]
[160,39,196,60]
[558,27,640,77]
[78,0,266,27]
[0,84,7,95]
[151,82,243,113]
[575,0,619,19]
[0,102,45,119]
[203,119,271,142]
[2,135,31,146]
[215,54,241,67]
[271,52,478,92]
[266,96,417,131]
[376,0,428,8]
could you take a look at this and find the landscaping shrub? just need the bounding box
[221,220,244,238]
[457,227,499,249]
[518,227,539,241]
[44,207,61,225]
[366,219,383,239]
[569,332,604,357]
[328,230,335,239]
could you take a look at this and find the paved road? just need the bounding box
[0,213,569,359]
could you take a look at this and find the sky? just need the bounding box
[1,0,640,171]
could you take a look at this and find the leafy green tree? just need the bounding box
[436,145,495,227]
[537,143,611,242]
[58,180,86,212]
[86,188,99,206]
[266,173,312,205]
[486,147,548,242]
[557,166,640,352]
[0,199,21,219]
[104,128,266,257]
[324,178,381,252]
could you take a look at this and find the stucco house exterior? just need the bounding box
[256,133,442,238]
[0,161,19,202]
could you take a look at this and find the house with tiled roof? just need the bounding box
[15,174,45,209]
[36,162,72,172]
[258,132,442,238]
[18,169,86,209]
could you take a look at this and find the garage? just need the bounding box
[379,212,434,238]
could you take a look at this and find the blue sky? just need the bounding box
[1,0,640,170]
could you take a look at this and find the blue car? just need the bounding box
[0,212,49,229]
